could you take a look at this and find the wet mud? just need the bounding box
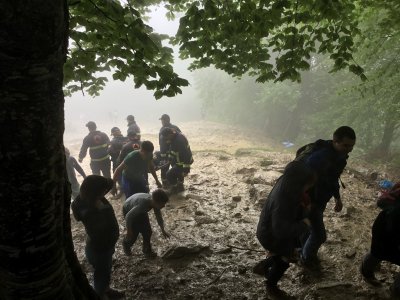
[68,121,395,299]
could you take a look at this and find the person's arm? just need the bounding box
[78,137,89,162]
[149,161,162,188]
[112,162,125,195]
[71,157,86,178]
[154,208,169,238]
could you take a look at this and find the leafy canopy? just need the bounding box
[172,0,365,83]
[65,0,188,99]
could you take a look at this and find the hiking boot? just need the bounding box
[299,254,320,270]
[122,239,132,256]
[105,287,125,299]
[360,263,381,286]
[253,256,274,277]
[143,250,157,258]
[265,282,295,300]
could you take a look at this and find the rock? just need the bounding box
[342,206,356,217]
[237,265,247,275]
[218,155,230,161]
[195,215,217,225]
[345,249,356,259]
[260,159,274,167]
[243,206,249,211]
[161,244,210,259]
[232,196,242,202]
[195,209,205,216]
[235,167,257,175]
[228,202,237,209]
[233,212,242,218]
[185,193,204,201]
[215,247,232,254]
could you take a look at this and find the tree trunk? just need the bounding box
[0,1,97,299]
[376,118,397,158]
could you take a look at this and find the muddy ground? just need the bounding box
[67,121,398,300]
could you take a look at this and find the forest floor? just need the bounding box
[66,121,398,300]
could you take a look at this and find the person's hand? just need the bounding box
[334,197,343,212]
[162,229,170,239]
[156,180,162,188]
[78,158,83,163]
[111,185,118,196]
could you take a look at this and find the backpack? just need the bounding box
[295,139,346,188]
[295,139,327,162]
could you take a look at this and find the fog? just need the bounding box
[64,7,202,141]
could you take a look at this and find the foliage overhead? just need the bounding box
[65,0,188,98]
[172,0,366,83]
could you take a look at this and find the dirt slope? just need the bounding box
[67,121,394,300]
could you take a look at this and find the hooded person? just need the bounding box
[71,175,124,299]
[255,161,315,297]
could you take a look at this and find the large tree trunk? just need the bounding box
[0,1,97,299]
[376,118,397,158]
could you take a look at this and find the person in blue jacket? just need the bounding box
[300,126,356,268]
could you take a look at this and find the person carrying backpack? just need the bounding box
[298,126,356,268]
[360,181,400,298]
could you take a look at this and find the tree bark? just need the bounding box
[0,1,97,299]
[376,118,397,158]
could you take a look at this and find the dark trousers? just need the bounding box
[161,163,170,182]
[166,165,185,185]
[121,174,149,199]
[301,202,327,262]
[90,159,111,178]
[85,245,114,296]
[263,255,290,286]
[124,213,152,252]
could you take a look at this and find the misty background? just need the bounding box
[64,7,202,141]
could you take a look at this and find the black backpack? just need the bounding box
[295,139,326,162]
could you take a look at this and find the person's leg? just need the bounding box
[122,225,140,256]
[139,214,154,256]
[90,161,101,175]
[301,204,327,264]
[161,163,170,185]
[121,175,134,199]
[130,177,149,194]
[360,252,381,280]
[85,245,114,297]
[101,158,111,178]
[166,166,179,186]
[265,256,290,287]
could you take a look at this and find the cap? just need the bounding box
[159,114,170,121]
[86,121,96,129]
[110,127,120,134]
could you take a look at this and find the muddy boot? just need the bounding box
[266,256,289,287]
[122,238,133,256]
[176,182,185,193]
[360,253,381,286]
[265,282,295,300]
[299,254,321,271]
[142,243,157,258]
[253,256,274,277]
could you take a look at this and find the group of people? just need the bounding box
[67,122,400,299]
[255,126,400,299]
[66,114,193,200]
[65,114,193,299]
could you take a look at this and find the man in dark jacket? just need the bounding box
[256,161,314,296]
[126,115,141,136]
[160,127,193,193]
[71,175,123,299]
[158,114,181,186]
[117,131,141,165]
[300,126,356,267]
[79,121,111,178]
[108,127,128,172]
